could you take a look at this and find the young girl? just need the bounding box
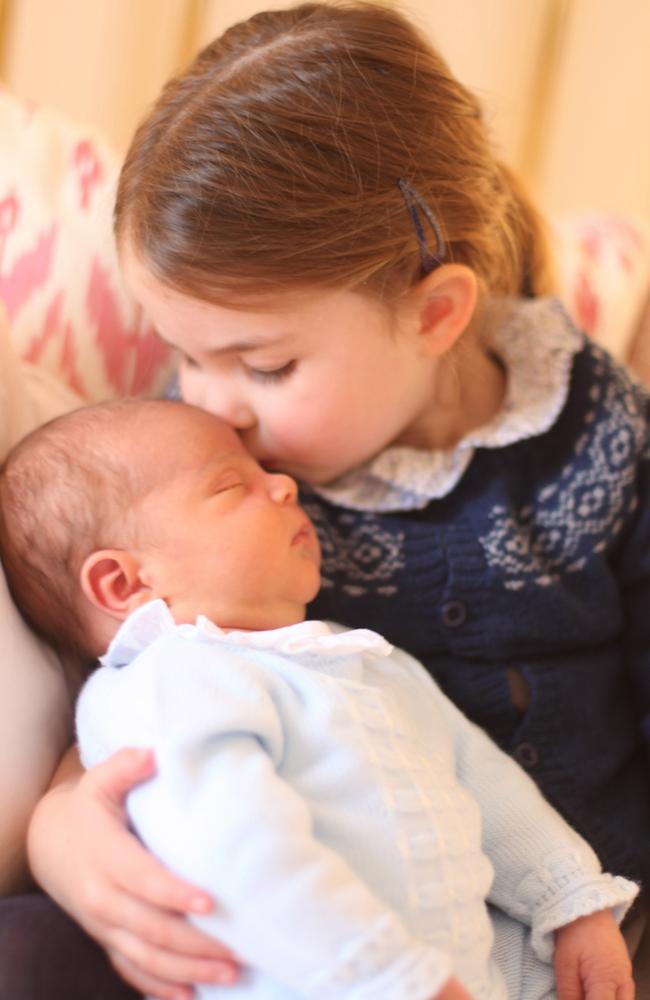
[8,2,650,998]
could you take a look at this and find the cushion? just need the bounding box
[554,214,650,361]
[0,86,172,403]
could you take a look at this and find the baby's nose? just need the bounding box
[268,473,298,504]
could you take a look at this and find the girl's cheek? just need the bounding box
[179,368,206,408]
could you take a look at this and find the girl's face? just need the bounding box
[123,251,438,485]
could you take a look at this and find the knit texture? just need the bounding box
[76,603,637,1000]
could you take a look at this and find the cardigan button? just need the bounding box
[441,600,467,628]
[514,742,539,769]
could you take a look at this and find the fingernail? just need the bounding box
[188,894,212,913]
[211,964,237,984]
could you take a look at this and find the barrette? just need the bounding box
[397,177,446,274]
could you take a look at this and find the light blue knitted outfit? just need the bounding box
[76,601,637,1000]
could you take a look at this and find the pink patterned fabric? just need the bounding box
[554,215,650,361]
[0,89,171,402]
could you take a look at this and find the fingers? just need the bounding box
[110,950,194,1000]
[82,747,157,806]
[555,962,583,1000]
[98,891,235,962]
[108,830,215,918]
[107,928,238,998]
[83,751,216,917]
[578,972,636,1000]
[28,747,237,991]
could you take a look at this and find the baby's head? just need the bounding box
[0,399,321,662]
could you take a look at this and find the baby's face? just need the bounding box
[131,406,321,631]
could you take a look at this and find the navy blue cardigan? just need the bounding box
[305,337,650,888]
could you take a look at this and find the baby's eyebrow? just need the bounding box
[194,453,250,488]
[197,454,240,476]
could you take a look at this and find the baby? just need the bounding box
[0,398,637,1000]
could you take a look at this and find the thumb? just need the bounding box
[83,747,156,804]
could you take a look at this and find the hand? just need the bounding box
[433,975,475,1000]
[554,910,634,1000]
[28,746,239,1000]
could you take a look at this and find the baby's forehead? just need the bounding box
[134,407,250,480]
[142,404,242,452]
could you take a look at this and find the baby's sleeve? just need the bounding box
[78,637,451,1000]
[388,646,638,963]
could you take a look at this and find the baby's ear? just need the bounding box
[413,263,478,357]
[80,550,153,621]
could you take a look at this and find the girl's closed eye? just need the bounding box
[245,360,297,383]
[180,351,200,370]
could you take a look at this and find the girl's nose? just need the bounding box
[227,404,257,430]
[267,473,298,505]
[204,382,257,430]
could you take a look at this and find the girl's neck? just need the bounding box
[398,334,506,452]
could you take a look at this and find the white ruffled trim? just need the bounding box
[100,599,176,668]
[314,298,583,512]
[531,874,639,962]
[101,599,393,669]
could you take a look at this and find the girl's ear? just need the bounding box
[411,263,478,357]
[80,549,154,621]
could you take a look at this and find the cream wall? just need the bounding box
[0,0,199,150]
[532,0,650,226]
[0,0,648,229]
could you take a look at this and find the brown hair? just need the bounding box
[0,399,173,662]
[115,1,553,306]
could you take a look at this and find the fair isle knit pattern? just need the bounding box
[304,298,650,888]
[479,343,649,591]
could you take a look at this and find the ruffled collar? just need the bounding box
[101,599,392,669]
[312,298,583,512]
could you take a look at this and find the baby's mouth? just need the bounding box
[291,520,314,547]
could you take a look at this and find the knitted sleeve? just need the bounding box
[77,636,450,1000]
[385,641,638,963]
[426,677,638,961]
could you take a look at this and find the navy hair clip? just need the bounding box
[397,178,446,275]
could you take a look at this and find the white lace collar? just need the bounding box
[101,598,392,669]
[312,298,583,512]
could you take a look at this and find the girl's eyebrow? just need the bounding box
[206,340,275,358]
[157,332,258,354]
[156,332,289,356]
